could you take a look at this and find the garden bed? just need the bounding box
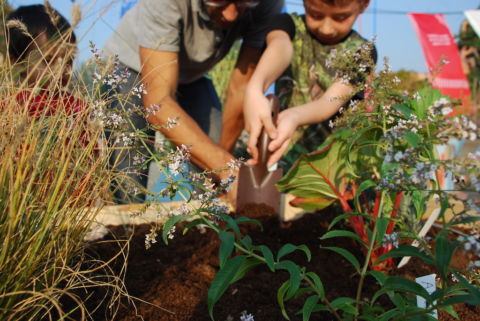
[85,204,480,321]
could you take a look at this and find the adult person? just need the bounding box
[103,0,285,203]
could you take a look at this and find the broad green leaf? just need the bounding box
[208,255,246,319]
[218,231,235,268]
[411,87,443,120]
[404,131,421,148]
[306,272,325,299]
[183,218,204,233]
[277,280,291,320]
[259,245,275,271]
[302,295,319,321]
[378,308,402,321]
[162,214,191,244]
[392,103,413,118]
[277,140,356,210]
[322,246,360,273]
[275,260,302,299]
[321,230,367,246]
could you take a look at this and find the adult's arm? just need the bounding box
[140,47,234,174]
[219,43,263,152]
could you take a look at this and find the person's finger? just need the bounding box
[267,138,290,168]
[268,129,289,151]
[247,123,262,165]
[262,115,277,140]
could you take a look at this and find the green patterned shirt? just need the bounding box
[274,13,373,170]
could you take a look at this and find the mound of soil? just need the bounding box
[84,204,479,321]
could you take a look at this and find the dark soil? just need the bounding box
[83,204,480,321]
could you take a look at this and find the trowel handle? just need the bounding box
[257,94,280,168]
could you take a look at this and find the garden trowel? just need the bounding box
[236,94,283,213]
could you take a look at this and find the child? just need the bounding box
[244,0,375,169]
[6,4,82,116]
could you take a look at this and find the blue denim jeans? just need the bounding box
[106,65,222,204]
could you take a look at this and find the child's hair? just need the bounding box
[6,4,76,62]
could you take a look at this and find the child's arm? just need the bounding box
[266,80,355,168]
[244,29,293,165]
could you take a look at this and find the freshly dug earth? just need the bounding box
[84,204,480,321]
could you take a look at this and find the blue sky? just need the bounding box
[8,0,480,73]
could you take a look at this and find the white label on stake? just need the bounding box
[416,273,438,319]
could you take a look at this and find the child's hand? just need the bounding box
[244,91,277,165]
[266,108,299,168]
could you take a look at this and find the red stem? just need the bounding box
[307,161,369,245]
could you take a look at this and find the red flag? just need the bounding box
[409,13,472,114]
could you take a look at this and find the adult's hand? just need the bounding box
[140,47,234,173]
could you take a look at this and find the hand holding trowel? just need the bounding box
[236,94,283,213]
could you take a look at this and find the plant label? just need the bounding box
[416,273,438,318]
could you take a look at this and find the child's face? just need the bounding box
[22,32,76,89]
[304,0,369,45]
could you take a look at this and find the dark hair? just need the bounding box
[6,4,76,61]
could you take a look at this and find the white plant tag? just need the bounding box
[268,163,278,172]
[416,273,438,318]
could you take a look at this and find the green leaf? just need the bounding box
[383,277,431,301]
[277,280,291,320]
[162,214,191,244]
[321,230,367,246]
[231,257,262,283]
[234,216,263,230]
[218,231,235,268]
[259,245,275,271]
[392,103,413,118]
[404,132,421,148]
[355,180,376,213]
[435,234,457,280]
[297,245,312,262]
[276,140,356,209]
[275,260,302,299]
[322,246,360,273]
[367,270,388,286]
[277,243,298,261]
[208,255,246,319]
[378,308,402,321]
[375,217,390,247]
[289,196,336,211]
[217,213,241,236]
[439,304,458,319]
[375,245,434,265]
[302,295,319,321]
[183,218,204,233]
[240,235,253,250]
[411,87,443,120]
[305,272,325,299]
[328,212,371,230]
[331,297,356,314]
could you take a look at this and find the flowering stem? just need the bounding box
[355,190,385,320]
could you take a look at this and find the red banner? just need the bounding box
[409,13,471,114]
